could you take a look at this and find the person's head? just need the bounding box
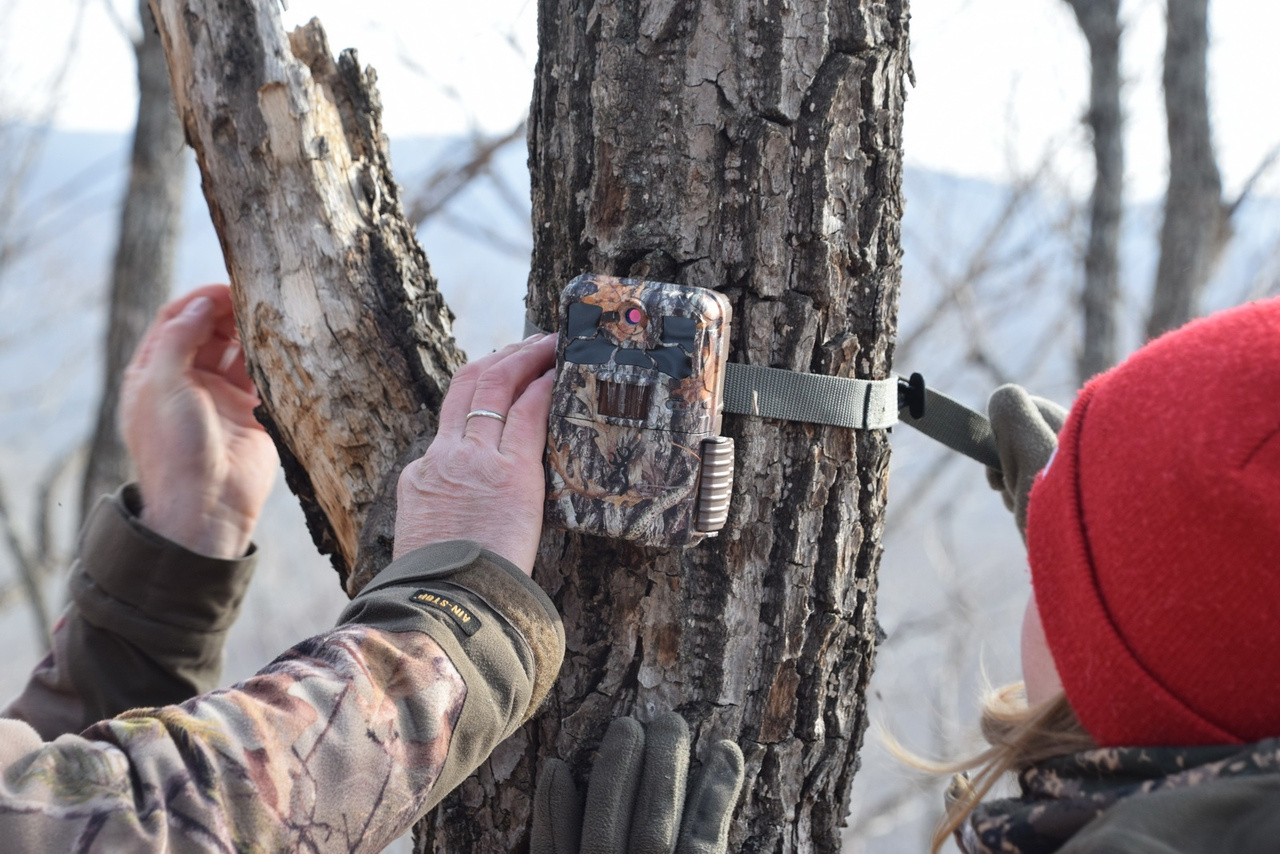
[1025,296,1280,748]
[924,298,1280,853]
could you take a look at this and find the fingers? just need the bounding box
[440,333,558,442]
[218,339,258,396]
[438,340,527,436]
[464,334,557,443]
[630,713,692,854]
[133,284,237,373]
[501,368,555,460]
[675,741,745,854]
[990,386,1060,476]
[145,296,219,388]
[531,758,584,854]
[191,334,258,398]
[581,717,646,854]
[1033,395,1068,434]
[157,283,235,326]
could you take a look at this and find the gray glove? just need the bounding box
[531,712,745,854]
[986,384,1068,540]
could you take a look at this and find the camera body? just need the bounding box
[545,274,735,547]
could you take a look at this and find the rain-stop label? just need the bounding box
[410,589,481,636]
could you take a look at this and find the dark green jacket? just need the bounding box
[1059,776,1280,854]
[963,739,1280,854]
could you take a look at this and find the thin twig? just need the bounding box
[405,118,528,227]
[1225,142,1280,221]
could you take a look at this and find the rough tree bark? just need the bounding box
[1147,0,1228,339]
[81,0,186,520]
[146,0,464,591]
[420,2,908,852]
[1065,0,1122,384]
[150,0,907,850]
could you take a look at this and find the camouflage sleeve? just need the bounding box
[2,485,256,739]
[0,540,564,851]
[336,539,566,810]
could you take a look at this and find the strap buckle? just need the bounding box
[898,372,927,419]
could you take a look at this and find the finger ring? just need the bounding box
[466,409,507,424]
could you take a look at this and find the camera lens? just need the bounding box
[624,306,646,325]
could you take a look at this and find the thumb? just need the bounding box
[1032,395,1068,435]
[146,296,217,387]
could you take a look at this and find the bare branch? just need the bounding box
[0,0,93,288]
[435,210,532,259]
[0,479,52,647]
[101,0,142,46]
[1225,143,1280,220]
[404,118,527,227]
[38,445,86,570]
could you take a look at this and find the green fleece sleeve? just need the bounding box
[337,539,565,810]
[1059,777,1280,854]
[3,485,256,738]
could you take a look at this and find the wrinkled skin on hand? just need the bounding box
[120,284,278,558]
[394,333,557,575]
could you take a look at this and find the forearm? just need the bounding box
[0,541,564,850]
[336,539,566,808]
[0,625,463,852]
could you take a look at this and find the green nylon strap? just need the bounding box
[721,363,898,430]
[900,384,1001,471]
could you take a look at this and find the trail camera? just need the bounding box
[545,274,735,547]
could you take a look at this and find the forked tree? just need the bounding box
[148,0,909,850]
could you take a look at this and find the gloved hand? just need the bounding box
[986,384,1068,540]
[531,712,745,854]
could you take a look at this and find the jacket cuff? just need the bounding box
[337,540,564,811]
[72,485,257,642]
[342,540,565,721]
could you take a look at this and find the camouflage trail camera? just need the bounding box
[545,274,735,547]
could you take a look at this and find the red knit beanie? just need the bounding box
[1026,297,1280,748]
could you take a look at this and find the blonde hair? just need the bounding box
[891,683,1095,853]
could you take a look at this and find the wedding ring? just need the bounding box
[466,409,508,424]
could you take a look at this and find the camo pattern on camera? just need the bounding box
[0,625,466,853]
[958,738,1280,853]
[545,273,732,546]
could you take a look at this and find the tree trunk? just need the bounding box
[150,0,907,849]
[81,0,186,521]
[1065,0,1122,384]
[146,0,465,591]
[420,2,908,852]
[1147,0,1227,339]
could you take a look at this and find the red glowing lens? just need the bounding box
[625,307,645,325]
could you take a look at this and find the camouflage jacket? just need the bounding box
[959,738,1280,853]
[0,487,564,851]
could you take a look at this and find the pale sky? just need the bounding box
[4,0,1279,202]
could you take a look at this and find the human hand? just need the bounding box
[531,712,745,854]
[393,333,557,573]
[120,285,278,558]
[986,384,1068,540]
